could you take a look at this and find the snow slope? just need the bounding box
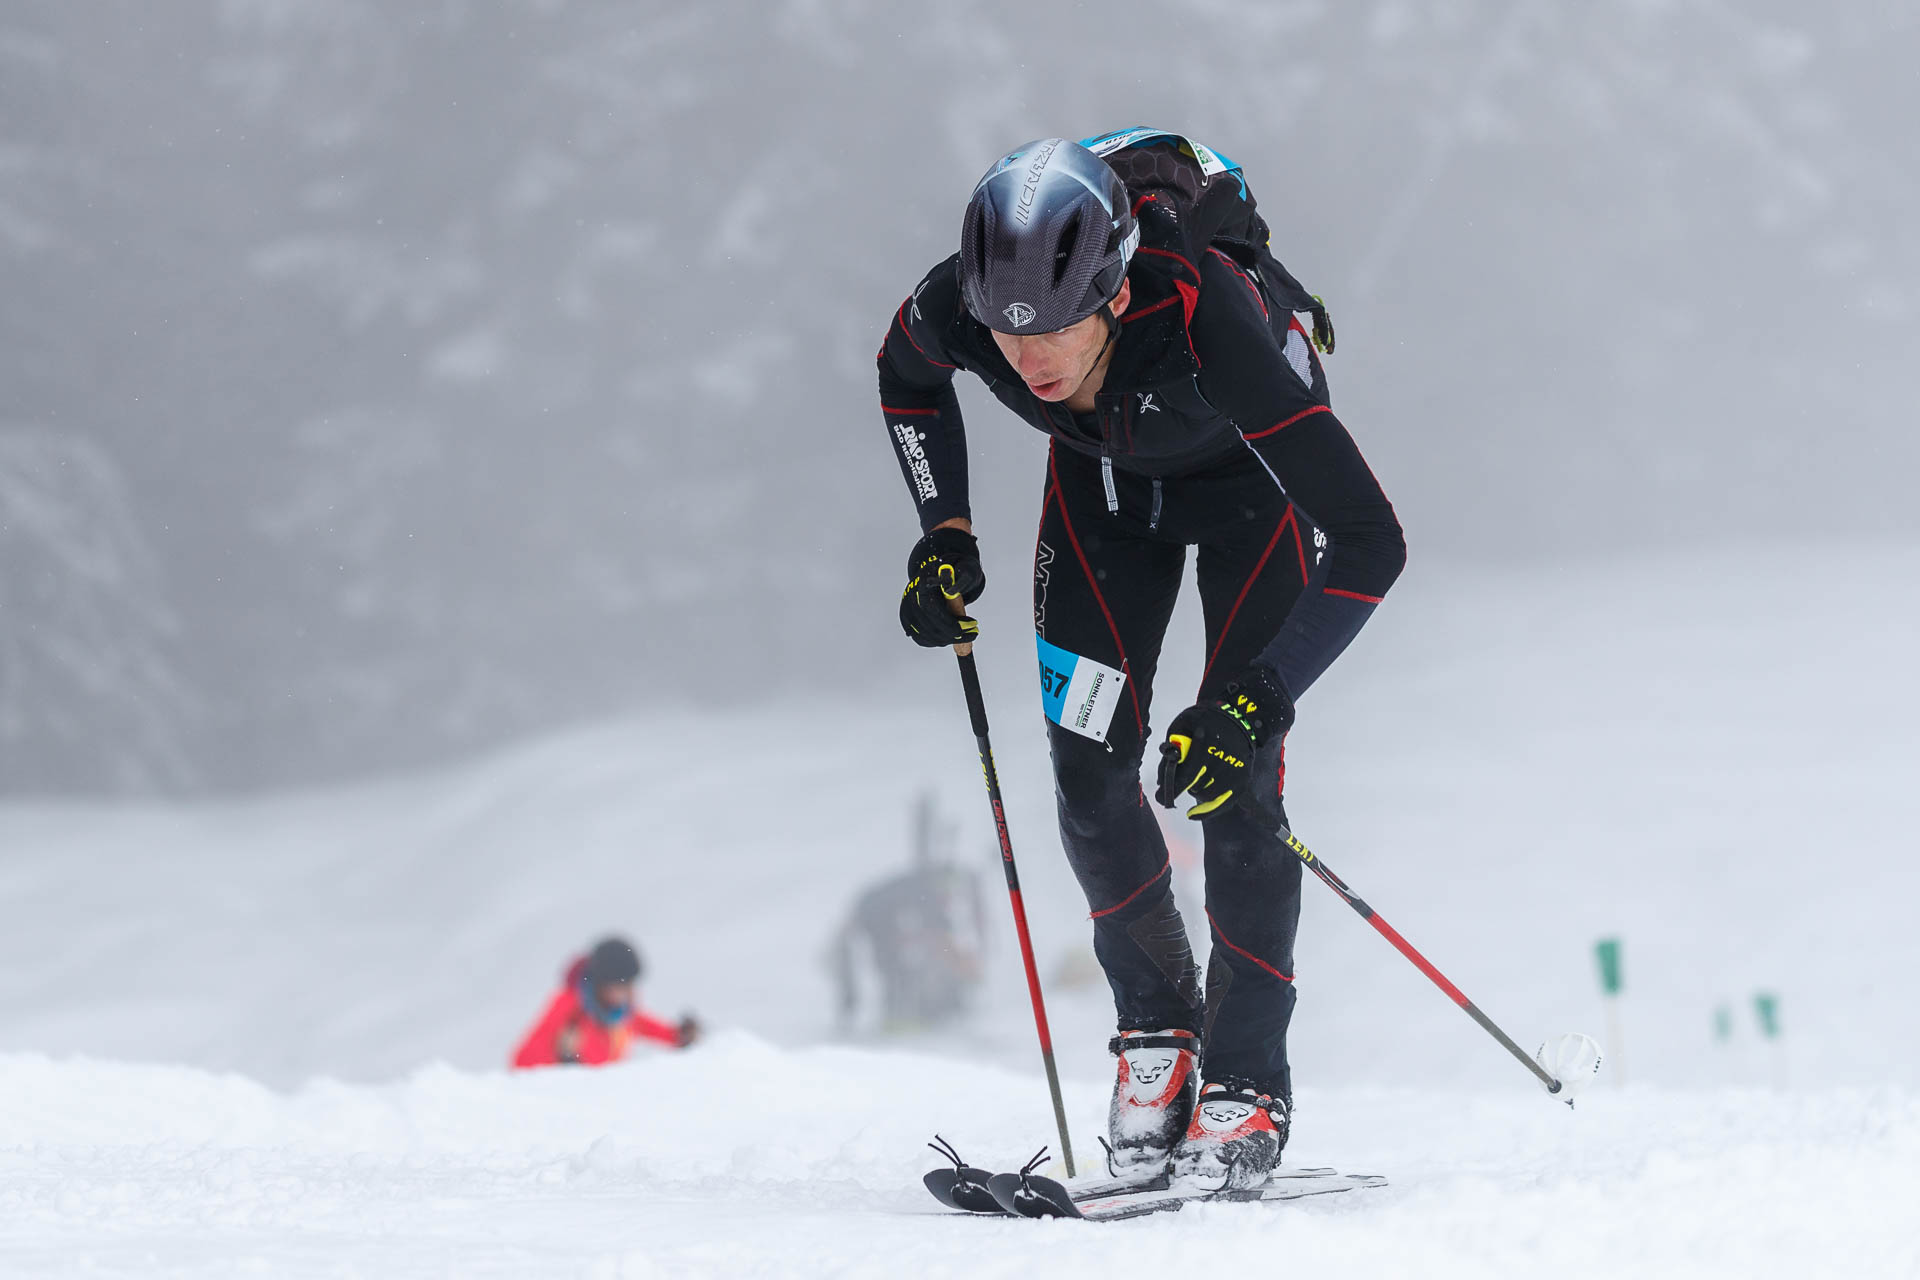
[2,1038,1915,1278]
[3,542,1914,1090]
[2,544,1918,1274]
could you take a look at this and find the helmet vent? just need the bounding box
[1053,210,1082,286]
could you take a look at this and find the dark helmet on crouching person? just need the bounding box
[578,936,642,1023]
[958,138,1139,337]
[583,936,642,987]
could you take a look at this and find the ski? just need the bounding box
[924,1139,1384,1221]
[982,1159,1386,1221]
[1055,1163,1342,1202]
[1061,1171,1387,1222]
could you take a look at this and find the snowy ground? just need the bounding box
[3,543,1918,1275]
[3,1038,1916,1278]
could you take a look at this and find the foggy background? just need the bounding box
[3,0,1916,797]
[5,10,1918,1268]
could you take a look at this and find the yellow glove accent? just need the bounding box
[1187,787,1235,819]
[1167,733,1192,763]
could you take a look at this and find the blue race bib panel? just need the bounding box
[1036,635,1128,744]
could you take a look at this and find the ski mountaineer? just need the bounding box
[880,132,1405,1191]
[511,936,701,1069]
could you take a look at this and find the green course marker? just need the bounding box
[1754,991,1781,1040]
[1714,1004,1733,1043]
[1595,938,1623,995]
[1595,937,1625,1084]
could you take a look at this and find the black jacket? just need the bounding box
[877,239,1406,696]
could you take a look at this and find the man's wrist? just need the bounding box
[1220,664,1293,746]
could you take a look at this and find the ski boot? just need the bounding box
[1168,1081,1290,1192]
[1104,1028,1200,1179]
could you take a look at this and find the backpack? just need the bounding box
[1079,127,1335,354]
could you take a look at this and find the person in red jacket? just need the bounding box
[511,936,700,1069]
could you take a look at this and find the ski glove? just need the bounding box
[1155,665,1294,820]
[899,527,985,648]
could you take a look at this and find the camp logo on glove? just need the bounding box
[1204,743,1244,770]
[1154,666,1294,820]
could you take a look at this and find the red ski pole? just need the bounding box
[952,641,1077,1176]
[1276,823,1566,1093]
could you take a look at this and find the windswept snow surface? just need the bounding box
[1,1039,1916,1278]
[2,545,1919,1274]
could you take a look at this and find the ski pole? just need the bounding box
[1276,823,1564,1094]
[951,637,1078,1176]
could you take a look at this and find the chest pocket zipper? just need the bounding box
[1101,454,1119,514]
[1150,477,1163,531]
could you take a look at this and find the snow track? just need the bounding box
[2,1039,1915,1277]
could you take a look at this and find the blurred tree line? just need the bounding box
[1,0,1912,794]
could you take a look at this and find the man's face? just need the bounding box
[596,980,634,1012]
[989,279,1131,402]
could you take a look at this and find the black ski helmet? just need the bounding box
[582,936,641,987]
[959,138,1139,335]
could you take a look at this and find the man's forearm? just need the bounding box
[1253,588,1380,700]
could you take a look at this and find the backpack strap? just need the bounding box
[1244,247,1336,355]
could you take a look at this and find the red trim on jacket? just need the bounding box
[1208,247,1268,319]
[894,302,956,368]
[1201,507,1297,689]
[1047,447,1145,735]
[1121,294,1181,324]
[1136,245,1201,282]
[1288,509,1310,585]
[1174,280,1201,367]
[1242,405,1332,441]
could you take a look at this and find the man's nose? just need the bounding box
[1008,339,1047,376]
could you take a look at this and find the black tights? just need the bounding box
[1034,443,1312,1098]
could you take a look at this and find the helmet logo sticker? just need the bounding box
[1012,139,1062,226]
[1004,302,1036,328]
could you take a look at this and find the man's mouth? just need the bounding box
[1026,376,1065,398]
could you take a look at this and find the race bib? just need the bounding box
[1187,140,1231,177]
[1036,636,1128,743]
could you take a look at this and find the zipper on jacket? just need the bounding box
[1101,453,1119,514]
[1149,476,1163,531]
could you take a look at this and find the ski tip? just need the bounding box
[924,1166,1008,1215]
[986,1170,1083,1219]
